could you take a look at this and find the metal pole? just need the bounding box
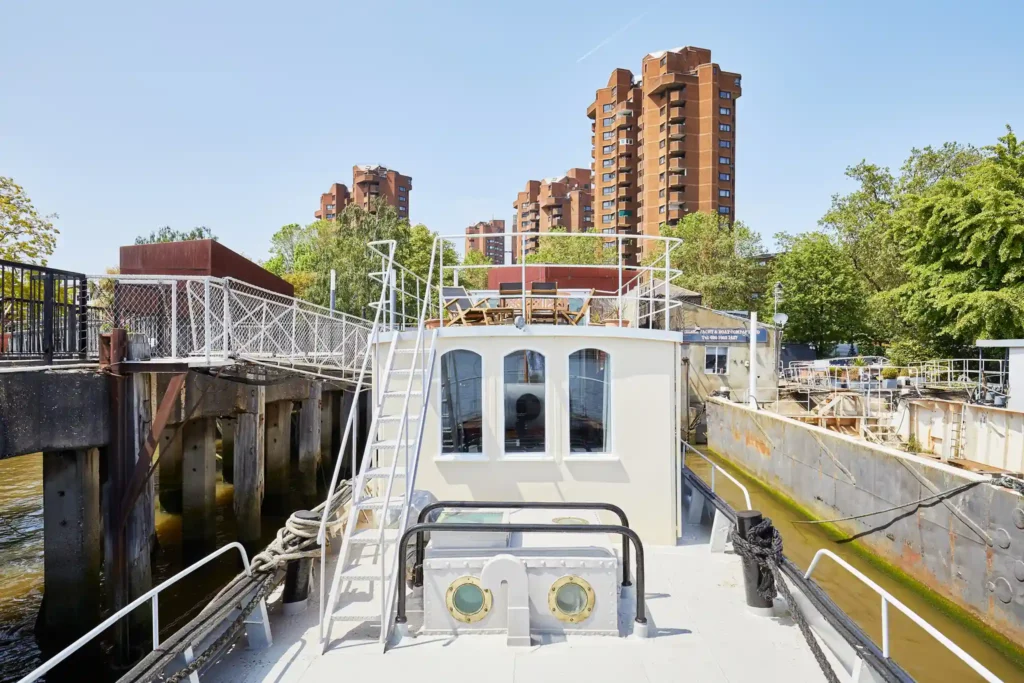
[748,311,758,408]
[617,237,623,324]
[329,269,337,315]
[170,281,178,359]
[222,280,231,360]
[663,245,670,330]
[42,273,54,364]
[203,279,211,364]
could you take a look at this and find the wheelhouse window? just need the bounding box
[440,350,483,453]
[569,349,610,452]
[705,346,729,375]
[503,351,546,453]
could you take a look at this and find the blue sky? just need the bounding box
[3,0,1022,273]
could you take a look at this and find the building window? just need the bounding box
[602,144,615,153]
[719,156,730,164]
[603,117,613,126]
[399,195,407,202]
[440,350,483,454]
[602,214,613,224]
[720,107,731,115]
[659,122,666,132]
[659,140,666,149]
[603,131,614,140]
[719,206,731,214]
[720,140,732,148]
[603,103,614,113]
[659,172,665,182]
[659,205,666,214]
[326,213,335,220]
[658,189,665,198]
[719,123,731,132]
[735,77,741,86]
[602,172,615,181]
[720,189,731,197]
[399,186,408,191]
[504,351,546,453]
[326,203,335,210]
[720,173,731,181]
[521,221,528,228]
[602,186,614,195]
[603,159,614,168]
[705,346,728,374]
[569,349,610,452]
[720,91,731,99]
[602,200,614,209]
[660,56,667,66]
[659,155,666,165]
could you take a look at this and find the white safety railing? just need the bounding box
[439,231,685,328]
[366,242,435,331]
[804,549,1002,683]
[909,358,1008,396]
[87,274,373,380]
[18,542,259,683]
[682,440,752,509]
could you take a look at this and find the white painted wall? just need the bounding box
[906,397,1024,472]
[376,326,682,544]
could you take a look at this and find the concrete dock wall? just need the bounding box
[707,398,1024,643]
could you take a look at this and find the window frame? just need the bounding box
[501,348,551,459]
[704,346,729,375]
[436,348,488,461]
[565,346,614,458]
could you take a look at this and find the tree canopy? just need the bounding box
[650,212,767,311]
[0,176,58,264]
[524,228,615,265]
[136,226,217,244]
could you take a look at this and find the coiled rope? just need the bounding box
[729,518,841,683]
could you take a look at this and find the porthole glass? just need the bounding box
[446,576,492,623]
[548,576,595,623]
[552,516,589,525]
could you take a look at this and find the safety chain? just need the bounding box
[729,518,841,683]
[991,473,1024,496]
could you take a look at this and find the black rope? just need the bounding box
[730,518,841,683]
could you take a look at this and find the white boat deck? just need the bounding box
[202,524,840,683]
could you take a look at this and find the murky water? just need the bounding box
[0,444,321,683]
[688,449,1024,683]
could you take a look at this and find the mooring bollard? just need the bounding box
[735,510,773,616]
[282,510,319,615]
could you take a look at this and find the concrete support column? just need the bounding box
[220,416,236,484]
[320,391,334,477]
[234,385,265,545]
[265,400,293,514]
[298,382,323,499]
[37,448,101,649]
[182,417,216,551]
[158,428,183,514]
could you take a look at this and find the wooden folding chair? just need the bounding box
[528,282,558,324]
[442,286,491,326]
[561,289,594,326]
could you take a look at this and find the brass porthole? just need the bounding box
[445,576,492,623]
[548,575,595,623]
[552,516,589,525]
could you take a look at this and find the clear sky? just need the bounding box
[3,0,1022,273]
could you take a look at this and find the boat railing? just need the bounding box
[681,440,752,509]
[17,542,259,683]
[804,549,1001,683]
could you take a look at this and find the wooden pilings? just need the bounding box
[220,416,236,484]
[182,417,216,552]
[158,428,183,514]
[320,391,334,477]
[298,382,322,498]
[234,385,265,545]
[265,400,293,513]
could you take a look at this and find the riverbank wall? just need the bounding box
[707,397,1024,644]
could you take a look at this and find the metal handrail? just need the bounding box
[804,549,1002,683]
[681,440,752,509]
[18,542,252,683]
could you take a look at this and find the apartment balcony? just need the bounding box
[667,172,686,188]
[668,158,686,172]
[541,195,563,208]
[668,89,686,105]
[617,172,633,186]
[618,137,635,146]
[615,157,633,172]
[616,186,631,200]
[667,207,685,222]
[616,111,635,128]
[668,106,685,122]
[668,191,684,204]
[353,170,380,185]
[668,124,685,139]
[648,72,688,94]
[668,140,685,155]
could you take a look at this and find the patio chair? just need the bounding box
[497,282,524,320]
[560,289,594,326]
[442,286,492,326]
[528,282,558,324]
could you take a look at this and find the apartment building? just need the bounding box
[314,165,412,220]
[589,46,741,262]
[314,183,351,221]
[465,219,506,265]
[511,168,593,262]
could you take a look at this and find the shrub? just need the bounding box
[881,367,900,380]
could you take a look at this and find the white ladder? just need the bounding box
[321,324,438,649]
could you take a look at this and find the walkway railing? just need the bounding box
[1,259,93,364]
[682,440,752,509]
[18,542,260,683]
[804,549,1001,683]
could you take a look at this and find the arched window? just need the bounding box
[503,351,546,453]
[569,349,610,452]
[440,350,483,453]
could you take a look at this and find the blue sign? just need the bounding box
[681,327,768,344]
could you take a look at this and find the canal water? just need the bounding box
[687,448,1024,683]
[0,440,323,683]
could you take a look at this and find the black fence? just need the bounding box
[0,259,94,364]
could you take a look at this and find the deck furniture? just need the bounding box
[442,287,494,326]
[528,282,558,324]
[558,289,594,326]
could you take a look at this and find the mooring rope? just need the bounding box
[729,518,841,683]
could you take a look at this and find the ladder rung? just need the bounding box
[349,528,399,545]
[378,414,420,423]
[363,466,405,479]
[370,439,415,450]
[355,496,405,510]
[382,390,422,398]
[394,349,420,355]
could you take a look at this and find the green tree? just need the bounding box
[459,249,493,290]
[136,226,217,244]
[895,126,1024,345]
[524,228,614,265]
[646,212,767,311]
[769,232,866,355]
[0,176,58,264]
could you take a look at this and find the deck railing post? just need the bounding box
[170,281,178,359]
[203,278,211,364]
[222,279,231,359]
[881,596,890,658]
[663,245,670,329]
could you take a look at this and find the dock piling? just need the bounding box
[298,382,322,498]
[234,385,266,545]
[182,417,216,551]
[265,400,293,513]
